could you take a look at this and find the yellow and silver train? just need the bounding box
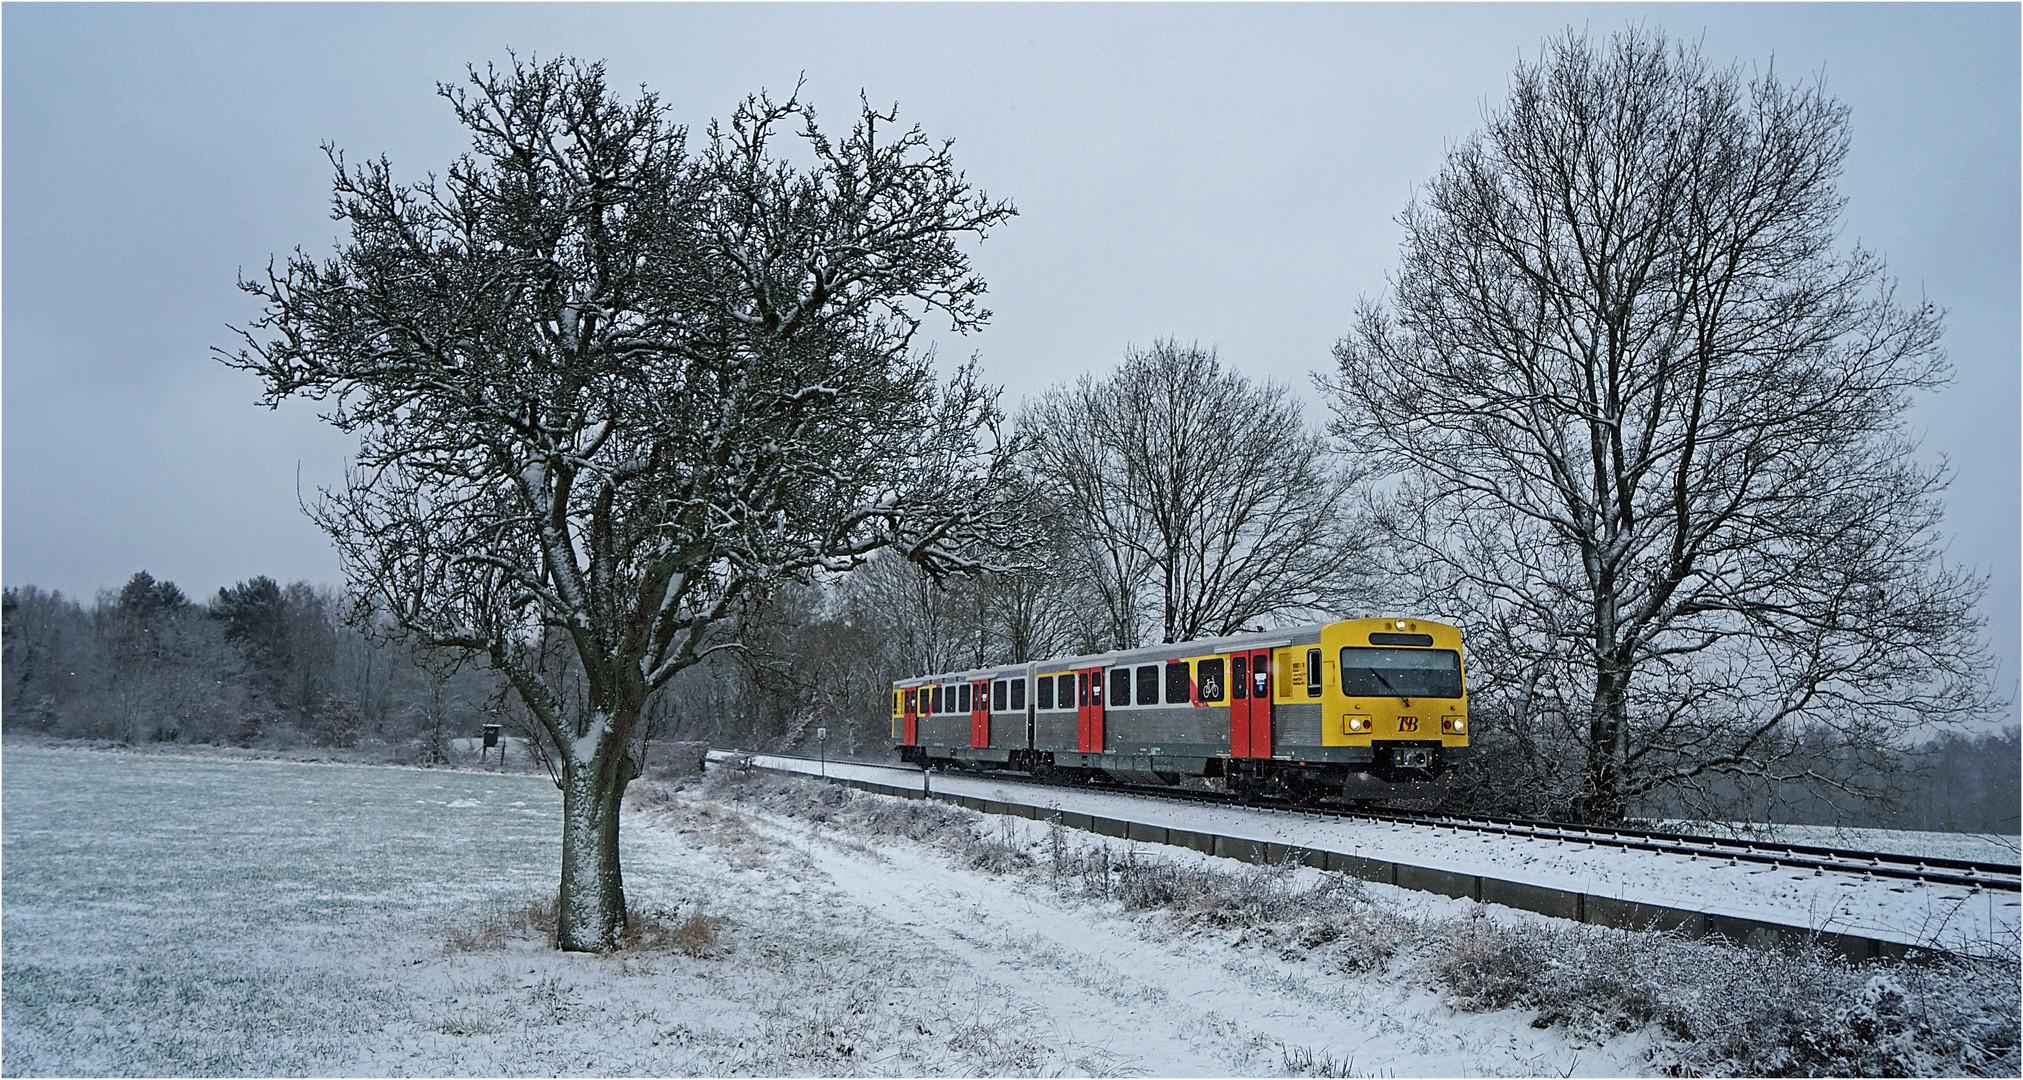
[892,617,1467,801]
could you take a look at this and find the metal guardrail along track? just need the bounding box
[727,752,2021,896]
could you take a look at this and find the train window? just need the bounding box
[1110,667,1131,706]
[1011,678,1026,710]
[1136,665,1160,704]
[993,680,1008,711]
[1165,661,1191,704]
[959,683,972,712]
[1307,649,1323,697]
[931,685,943,713]
[1231,655,1248,699]
[1037,675,1054,710]
[1339,647,1463,698]
[1197,658,1226,702]
[1060,673,1076,707]
[905,689,917,714]
[1252,659,1269,699]
[1077,673,1090,707]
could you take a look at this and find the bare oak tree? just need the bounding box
[1325,29,1993,822]
[223,57,1019,949]
[1027,341,1366,647]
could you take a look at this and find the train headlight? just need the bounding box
[1344,715,1371,734]
[1441,716,1466,733]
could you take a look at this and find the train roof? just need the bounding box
[895,621,1331,687]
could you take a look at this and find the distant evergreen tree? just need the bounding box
[213,576,288,679]
[116,571,187,620]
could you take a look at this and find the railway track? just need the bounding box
[1360,807,2023,894]
[725,751,2022,894]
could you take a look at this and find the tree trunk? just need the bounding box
[556,746,636,951]
[1583,667,1627,822]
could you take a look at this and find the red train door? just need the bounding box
[970,678,990,748]
[1077,667,1105,753]
[903,688,918,745]
[1229,649,1273,758]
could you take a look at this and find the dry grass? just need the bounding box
[621,904,728,958]
[436,1009,499,1036]
[442,896,558,954]
[1280,1043,1370,1077]
[443,896,728,959]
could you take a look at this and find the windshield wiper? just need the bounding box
[1364,668,1411,707]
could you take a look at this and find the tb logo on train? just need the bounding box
[892,617,1467,802]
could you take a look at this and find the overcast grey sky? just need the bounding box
[4,3,2016,710]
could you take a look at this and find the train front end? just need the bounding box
[1318,617,1469,794]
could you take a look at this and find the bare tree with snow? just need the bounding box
[222,57,1020,950]
[1324,28,1994,822]
[1025,340,1368,647]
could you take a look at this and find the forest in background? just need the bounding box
[4,566,2014,835]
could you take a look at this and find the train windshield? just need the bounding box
[1339,647,1463,699]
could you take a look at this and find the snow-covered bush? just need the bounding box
[1039,825,1367,929]
[1428,911,2019,1075]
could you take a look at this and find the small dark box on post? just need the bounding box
[482,724,501,749]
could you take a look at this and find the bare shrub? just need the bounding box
[1437,915,1663,1032]
[1040,828,1370,934]
[963,814,1033,873]
[1434,913,2020,1076]
[1647,951,2019,1077]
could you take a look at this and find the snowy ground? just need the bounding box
[749,755,2021,957]
[4,746,2015,1076]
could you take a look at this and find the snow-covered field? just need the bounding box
[4,746,2016,1076]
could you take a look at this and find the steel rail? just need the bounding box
[723,750,2021,893]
